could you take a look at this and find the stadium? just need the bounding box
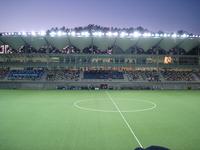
[0,25,200,150]
[0,26,200,90]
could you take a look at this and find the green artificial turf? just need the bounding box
[0,90,200,150]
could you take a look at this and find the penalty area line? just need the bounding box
[105,91,144,148]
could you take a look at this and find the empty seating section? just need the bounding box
[126,71,141,81]
[8,70,44,80]
[161,70,194,81]
[0,69,8,79]
[46,70,80,81]
[84,70,124,79]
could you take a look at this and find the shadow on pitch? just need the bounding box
[135,145,170,150]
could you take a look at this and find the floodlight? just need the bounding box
[92,31,104,37]
[155,33,159,37]
[159,34,164,37]
[120,32,128,37]
[81,31,90,37]
[181,34,187,38]
[40,31,46,36]
[106,31,112,37]
[172,33,177,38]
[62,32,67,36]
[18,32,22,35]
[22,32,27,36]
[50,31,56,37]
[130,31,141,37]
[163,33,167,37]
[31,31,36,36]
[113,32,118,37]
[70,31,76,36]
[143,32,151,37]
[57,31,62,36]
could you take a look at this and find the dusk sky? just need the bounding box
[0,0,200,34]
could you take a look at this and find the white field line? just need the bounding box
[105,91,143,148]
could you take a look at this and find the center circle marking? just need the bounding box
[73,98,157,113]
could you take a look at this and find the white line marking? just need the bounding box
[105,91,144,148]
[73,99,156,113]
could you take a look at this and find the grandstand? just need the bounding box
[0,26,200,89]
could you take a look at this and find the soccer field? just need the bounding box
[0,90,200,150]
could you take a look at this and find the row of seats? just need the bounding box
[161,71,194,81]
[84,70,124,79]
[8,70,44,80]
[0,69,199,81]
[46,70,80,81]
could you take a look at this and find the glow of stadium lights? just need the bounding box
[62,32,67,36]
[31,31,36,36]
[130,31,141,37]
[155,33,159,37]
[172,33,177,38]
[18,32,22,36]
[70,31,76,36]
[181,34,187,38]
[50,31,56,37]
[159,34,164,37]
[143,32,151,37]
[163,33,168,37]
[151,33,155,37]
[120,32,128,37]
[92,31,104,37]
[40,31,46,36]
[113,32,119,37]
[57,31,63,36]
[81,31,90,37]
[22,32,27,36]
[106,31,112,37]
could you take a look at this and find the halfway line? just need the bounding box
[105,91,143,148]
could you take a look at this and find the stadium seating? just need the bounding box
[84,70,124,79]
[161,70,195,81]
[0,69,8,79]
[8,70,44,80]
[46,70,80,81]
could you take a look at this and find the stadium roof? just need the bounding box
[0,31,200,51]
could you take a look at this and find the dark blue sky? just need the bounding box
[0,0,200,34]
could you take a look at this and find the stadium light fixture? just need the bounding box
[40,31,46,36]
[163,33,168,37]
[57,31,62,36]
[181,34,187,38]
[172,33,177,38]
[50,31,56,37]
[31,31,36,36]
[113,32,119,37]
[143,32,151,37]
[155,33,159,37]
[92,31,104,37]
[130,31,141,38]
[120,32,128,37]
[81,31,90,37]
[106,31,113,37]
[70,31,76,36]
[22,32,27,36]
[18,32,22,36]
